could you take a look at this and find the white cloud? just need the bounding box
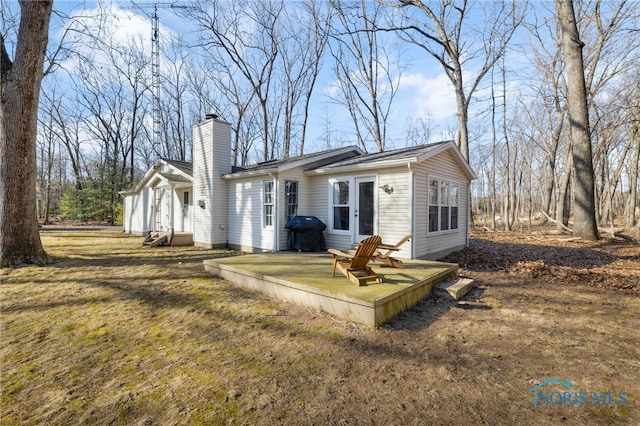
[397,71,457,121]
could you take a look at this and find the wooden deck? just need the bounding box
[203,253,458,327]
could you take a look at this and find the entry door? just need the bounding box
[154,188,164,231]
[182,191,191,232]
[355,178,375,242]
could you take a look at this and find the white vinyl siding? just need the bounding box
[122,187,153,234]
[228,178,274,252]
[375,168,413,259]
[413,150,469,259]
[192,119,231,247]
[309,168,412,257]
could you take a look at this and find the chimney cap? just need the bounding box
[205,113,219,120]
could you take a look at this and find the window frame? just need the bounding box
[263,180,274,228]
[328,177,352,235]
[427,177,460,234]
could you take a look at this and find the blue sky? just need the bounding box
[4,0,541,163]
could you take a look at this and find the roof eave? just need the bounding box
[305,157,417,175]
[222,167,279,180]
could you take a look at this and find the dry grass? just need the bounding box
[1,229,639,425]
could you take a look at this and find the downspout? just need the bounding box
[169,183,175,243]
[266,172,278,253]
[467,181,471,248]
[273,174,279,253]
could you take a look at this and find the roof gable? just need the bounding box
[120,158,193,194]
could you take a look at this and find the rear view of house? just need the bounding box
[121,116,475,259]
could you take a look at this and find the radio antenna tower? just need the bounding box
[128,2,187,154]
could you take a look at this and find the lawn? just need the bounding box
[1,228,639,425]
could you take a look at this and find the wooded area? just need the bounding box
[1,0,639,265]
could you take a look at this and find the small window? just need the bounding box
[285,180,298,223]
[428,179,459,232]
[332,180,350,231]
[263,180,274,227]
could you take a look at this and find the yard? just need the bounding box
[1,228,639,425]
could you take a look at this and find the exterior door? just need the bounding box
[153,188,164,232]
[182,191,191,232]
[355,178,375,242]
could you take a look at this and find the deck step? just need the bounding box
[143,234,168,247]
[433,277,474,301]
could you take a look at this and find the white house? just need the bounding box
[121,116,476,260]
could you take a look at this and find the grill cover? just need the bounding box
[285,216,327,252]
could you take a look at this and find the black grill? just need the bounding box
[285,216,327,252]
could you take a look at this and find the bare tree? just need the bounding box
[159,38,191,161]
[628,113,640,229]
[277,0,331,157]
[384,0,525,160]
[403,115,433,147]
[555,0,599,240]
[329,0,403,153]
[1,0,52,266]
[188,52,259,167]
[191,0,283,162]
[522,9,567,223]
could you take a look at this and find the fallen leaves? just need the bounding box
[443,231,640,293]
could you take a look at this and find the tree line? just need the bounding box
[1,0,639,266]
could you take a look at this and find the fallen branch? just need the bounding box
[613,232,637,243]
[540,211,573,234]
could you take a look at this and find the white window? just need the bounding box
[263,180,274,227]
[428,178,459,233]
[285,180,298,223]
[331,179,350,232]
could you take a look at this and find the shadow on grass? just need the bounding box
[383,284,488,332]
[44,249,240,269]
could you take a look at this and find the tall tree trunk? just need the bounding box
[454,79,470,160]
[628,121,640,228]
[490,70,497,230]
[555,0,600,240]
[1,1,52,267]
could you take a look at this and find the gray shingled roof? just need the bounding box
[307,141,453,170]
[162,158,193,176]
[233,146,361,173]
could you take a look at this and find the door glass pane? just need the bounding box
[358,182,374,235]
